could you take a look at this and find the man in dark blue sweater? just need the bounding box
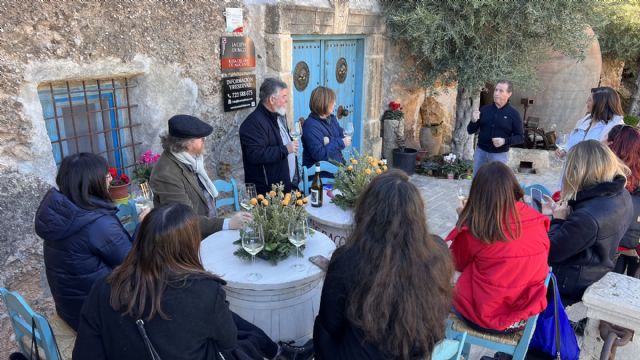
[467,80,523,176]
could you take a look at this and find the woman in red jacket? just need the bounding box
[446,161,550,333]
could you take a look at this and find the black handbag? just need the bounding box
[135,319,226,360]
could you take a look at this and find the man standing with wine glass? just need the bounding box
[301,86,352,168]
[240,78,300,195]
[467,79,523,176]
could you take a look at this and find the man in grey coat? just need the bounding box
[150,114,251,238]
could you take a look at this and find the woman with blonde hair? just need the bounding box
[447,161,550,333]
[301,86,351,167]
[546,140,634,305]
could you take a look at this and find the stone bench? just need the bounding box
[579,272,640,360]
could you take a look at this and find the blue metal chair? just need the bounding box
[214,178,240,212]
[302,161,339,195]
[116,199,138,235]
[0,288,61,360]
[523,184,552,198]
[432,331,467,360]
[445,272,552,360]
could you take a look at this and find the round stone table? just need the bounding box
[200,230,336,344]
[305,190,353,245]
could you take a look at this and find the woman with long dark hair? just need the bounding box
[607,125,640,276]
[559,87,624,157]
[447,162,550,332]
[547,140,633,305]
[35,153,136,330]
[73,204,307,360]
[313,170,453,359]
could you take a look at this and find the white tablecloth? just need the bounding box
[200,229,336,343]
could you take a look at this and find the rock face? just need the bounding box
[511,29,602,136]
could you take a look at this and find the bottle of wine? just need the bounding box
[310,162,323,207]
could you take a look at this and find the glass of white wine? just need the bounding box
[239,183,257,211]
[457,182,468,208]
[288,217,309,272]
[241,223,264,281]
[290,121,302,142]
[343,121,354,137]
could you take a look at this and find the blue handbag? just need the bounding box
[529,272,580,360]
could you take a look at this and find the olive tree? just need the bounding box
[380,0,595,159]
[592,0,640,116]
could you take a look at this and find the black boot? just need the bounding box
[275,339,314,360]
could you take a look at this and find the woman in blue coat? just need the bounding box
[302,86,352,168]
[35,153,140,330]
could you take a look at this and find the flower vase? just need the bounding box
[109,184,129,201]
[447,173,454,180]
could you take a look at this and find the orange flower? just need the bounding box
[282,198,290,206]
[257,194,265,201]
[382,165,388,171]
[365,169,372,175]
[347,165,353,171]
[350,159,358,165]
[250,198,258,206]
[378,160,384,167]
[375,168,382,174]
[295,191,302,198]
[262,199,269,206]
[296,199,303,206]
[268,190,277,198]
[302,197,309,204]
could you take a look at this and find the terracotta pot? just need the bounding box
[109,183,129,200]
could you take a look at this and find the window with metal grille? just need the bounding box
[37,78,141,176]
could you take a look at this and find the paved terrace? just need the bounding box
[414,165,563,239]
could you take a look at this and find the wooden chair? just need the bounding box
[214,178,240,212]
[302,161,339,195]
[445,272,551,360]
[0,287,62,360]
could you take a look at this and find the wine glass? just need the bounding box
[553,133,568,167]
[131,182,154,214]
[239,183,257,211]
[343,121,354,137]
[288,217,309,272]
[457,182,468,208]
[290,121,302,142]
[241,223,264,281]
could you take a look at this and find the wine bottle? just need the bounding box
[310,162,323,207]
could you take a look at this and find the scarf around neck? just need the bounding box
[172,151,219,198]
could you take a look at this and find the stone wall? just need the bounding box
[0,1,254,356]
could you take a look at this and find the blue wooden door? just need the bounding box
[292,38,363,167]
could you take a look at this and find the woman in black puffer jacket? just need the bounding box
[35,153,140,330]
[546,140,634,305]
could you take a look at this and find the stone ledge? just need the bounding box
[583,272,640,332]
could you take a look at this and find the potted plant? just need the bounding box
[331,152,388,210]
[441,153,457,180]
[108,167,130,201]
[133,150,161,185]
[385,101,418,175]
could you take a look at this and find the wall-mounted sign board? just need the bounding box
[220,36,256,73]
[222,75,256,112]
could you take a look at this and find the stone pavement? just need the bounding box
[412,165,564,239]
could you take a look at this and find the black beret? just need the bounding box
[168,115,213,138]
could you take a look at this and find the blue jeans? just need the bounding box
[473,147,509,176]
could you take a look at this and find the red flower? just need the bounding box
[120,174,130,184]
[389,101,402,111]
[109,167,117,177]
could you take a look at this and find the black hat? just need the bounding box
[168,115,213,138]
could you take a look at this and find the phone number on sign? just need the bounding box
[231,90,253,98]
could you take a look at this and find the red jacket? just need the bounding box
[446,202,550,330]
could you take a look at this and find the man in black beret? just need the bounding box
[150,114,252,238]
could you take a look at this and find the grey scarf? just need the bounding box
[172,151,219,198]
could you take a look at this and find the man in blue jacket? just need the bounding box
[239,78,299,195]
[467,80,524,175]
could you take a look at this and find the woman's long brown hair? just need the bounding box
[340,169,454,359]
[108,204,217,320]
[456,162,524,243]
